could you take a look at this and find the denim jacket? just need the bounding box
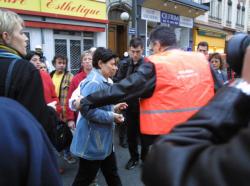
[70,69,115,160]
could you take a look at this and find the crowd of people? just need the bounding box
[0,8,250,186]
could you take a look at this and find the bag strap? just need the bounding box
[5,58,19,96]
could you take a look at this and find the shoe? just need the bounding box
[64,155,76,164]
[125,159,139,170]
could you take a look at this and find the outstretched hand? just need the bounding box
[114,102,128,113]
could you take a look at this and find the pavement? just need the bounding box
[59,127,144,186]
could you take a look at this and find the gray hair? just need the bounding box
[0,9,24,39]
[80,50,92,61]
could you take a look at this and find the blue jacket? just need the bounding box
[70,69,115,160]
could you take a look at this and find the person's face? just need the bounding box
[150,40,161,54]
[82,53,93,72]
[2,23,28,56]
[30,54,41,70]
[210,57,221,70]
[55,58,66,73]
[40,63,48,72]
[130,46,143,62]
[197,46,208,56]
[99,58,118,78]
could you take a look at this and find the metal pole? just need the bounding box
[132,0,137,36]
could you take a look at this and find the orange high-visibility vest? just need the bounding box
[140,50,214,135]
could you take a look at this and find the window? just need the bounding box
[227,0,232,24]
[24,32,30,52]
[217,0,222,20]
[236,3,241,25]
[241,6,245,26]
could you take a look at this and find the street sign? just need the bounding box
[128,27,136,35]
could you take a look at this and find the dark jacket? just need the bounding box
[0,49,56,142]
[0,97,62,186]
[114,57,145,112]
[142,86,250,186]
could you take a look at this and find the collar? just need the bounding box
[0,45,22,59]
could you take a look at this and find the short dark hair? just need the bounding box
[52,55,68,66]
[92,47,116,69]
[209,52,223,69]
[25,51,41,61]
[149,26,176,47]
[130,37,144,48]
[197,41,209,49]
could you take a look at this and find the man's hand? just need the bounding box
[114,102,128,113]
[242,46,250,83]
[113,113,125,124]
[67,120,75,130]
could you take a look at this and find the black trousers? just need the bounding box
[126,110,151,161]
[72,152,122,186]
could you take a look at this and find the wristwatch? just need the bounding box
[230,79,250,96]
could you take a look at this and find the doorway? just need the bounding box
[108,22,128,58]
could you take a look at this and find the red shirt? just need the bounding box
[66,71,87,121]
[40,70,62,115]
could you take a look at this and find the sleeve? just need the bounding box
[80,62,156,114]
[142,86,250,186]
[80,81,114,124]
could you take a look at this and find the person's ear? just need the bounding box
[1,32,11,45]
[98,60,103,69]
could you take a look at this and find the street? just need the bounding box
[59,127,144,186]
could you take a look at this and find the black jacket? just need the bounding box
[114,57,146,112]
[142,86,250,186]
[0,55,56,142]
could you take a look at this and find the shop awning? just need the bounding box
[141,0,209,18]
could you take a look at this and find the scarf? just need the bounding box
[0,45,22,59]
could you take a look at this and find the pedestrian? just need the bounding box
[0,8,56,143]
[66,50,93,131]
[70,47,127,186]
[25,51,62,115]
[209,52,228,84]
[197,41,209,59]
[74,26,214,153]
[142,46,250,186]
[50,55,76,165]
[114,37,149,169]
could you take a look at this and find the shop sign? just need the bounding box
[128,27,136,35]
[0,0,107,20]
[179,16,193,28]
[160,11,179,26]
[141,7,160,22]
[198,29,226,39]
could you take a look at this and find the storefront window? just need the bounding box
[54,30,95,74]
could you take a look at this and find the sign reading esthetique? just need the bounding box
[0,0,107,20]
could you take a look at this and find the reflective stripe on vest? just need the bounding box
[140,50,214,135]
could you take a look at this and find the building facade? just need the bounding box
[0,0,108,73]
[194,0,249,53]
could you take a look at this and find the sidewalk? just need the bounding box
[59,128,144,186]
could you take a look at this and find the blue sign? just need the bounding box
[160,11,180,26]
[128,27,136,35]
